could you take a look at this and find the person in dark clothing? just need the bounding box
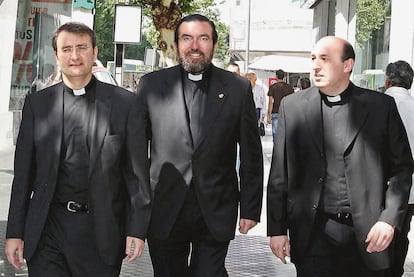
[267,69,294,140]
[5,22,146,276]
[267,36,413,277]
[130,14,263,277]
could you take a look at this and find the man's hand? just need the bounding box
[5,238,24,269]
[267,115,272,125]
[239,218,257,234]
[270,235,290,264]
[124,236,145,262]
[365,221,395,253]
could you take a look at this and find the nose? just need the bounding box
[190,39,200,50]
[312,58,320,71]
[70,48,80,59]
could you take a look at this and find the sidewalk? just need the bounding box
[0,128,413,276]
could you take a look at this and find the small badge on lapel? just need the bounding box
[219,93,225,99]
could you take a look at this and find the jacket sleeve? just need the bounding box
[238,82,264,222]
[379,97,414,230]
[6,95,36,239]
[123,78,153,240]
[266,98,289,236]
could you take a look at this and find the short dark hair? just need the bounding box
[275,69,285,79]
[228,62,239,69]
[174,14,218,45]
[341,40,355,62]
[52,22,96,52]
[386,60,414,89]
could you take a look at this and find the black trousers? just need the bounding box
[27,204,122,277]
[148,186,230,277]
[391,204,414,277]
[295,214,391,277]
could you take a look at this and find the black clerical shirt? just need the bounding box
[318,84,353,214]
[181,66,210,146]
[54,77,96,204]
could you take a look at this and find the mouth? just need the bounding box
[313,74,323,81]
[70,62,83,66]
[187,51,203,59]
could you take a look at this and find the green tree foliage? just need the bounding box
[94,0,115,65]
[94,0,229,66]
[356,0,389,46]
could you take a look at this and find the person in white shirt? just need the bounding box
[384,60,414,277]
[247,71,267,124]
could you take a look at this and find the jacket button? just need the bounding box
[312,205,317,209]
[318,178,324,183]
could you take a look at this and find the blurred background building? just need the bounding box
[0,0,413,149]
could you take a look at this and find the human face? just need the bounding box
[247,73,257,86]
[311,36,354,95]
[175,20,217,74]
[55,30,97,86]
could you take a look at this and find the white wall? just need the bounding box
[388,0,414,92]
[389,1,414,66]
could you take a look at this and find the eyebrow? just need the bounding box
[311,53,329,58]
[181,33,210,38]
[61,43,89,48]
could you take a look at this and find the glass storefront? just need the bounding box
[10,0,71,111]
[352,0,392,92]
[10,0,72,141]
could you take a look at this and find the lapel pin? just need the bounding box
[219,93,225,99]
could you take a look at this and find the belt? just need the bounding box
[322,212,353,226]
[64,200,89,213]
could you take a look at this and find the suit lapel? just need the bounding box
[47,84,64,178]
[304,87,324,154]
[344,88,369,154]
[89,82,112,177]
[164,66,193,146]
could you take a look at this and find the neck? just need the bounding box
[319,81,350,96]
[62,74,93,90]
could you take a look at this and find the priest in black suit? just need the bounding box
[267,36,414,276]
[129,14,263,276]
[5,22,148,276]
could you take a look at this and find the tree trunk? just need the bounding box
[147,0,181,67]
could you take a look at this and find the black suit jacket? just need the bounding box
[267,84,414,270]
[6,80,150,265]
[129,65,263,241]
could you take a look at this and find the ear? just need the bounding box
[54,51,60,67]
[385,77,392,88]
[93,46,98,61]
[343,58,354,73]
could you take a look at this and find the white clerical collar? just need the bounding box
[326,95,341,103]
[73,88,86,96]
[188,73,203,81]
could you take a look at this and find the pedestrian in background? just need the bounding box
[129,14,263,276]
[384,60,414,277]
[247,71,267,123]
[267,36,413,277]
[267,69,294,140]
[227,61,241,76]
[5,22,145,276]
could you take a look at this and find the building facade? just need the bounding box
[0,0,413,149]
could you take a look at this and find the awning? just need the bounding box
[248,54,311,73]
